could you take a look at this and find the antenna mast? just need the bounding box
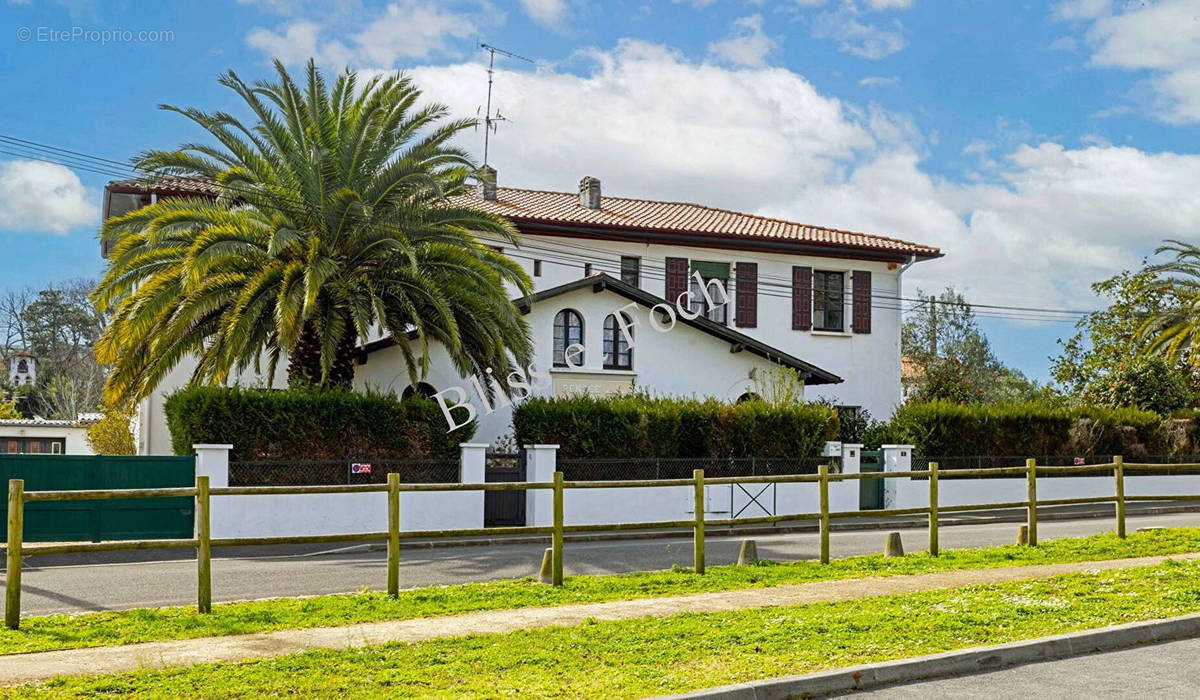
[479,42,533,166]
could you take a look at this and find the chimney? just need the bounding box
[579,176,601,209]
[480,165,498,202]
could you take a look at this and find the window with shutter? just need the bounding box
[665,257,688,306]
[735,262,757,328]
[792,266,812,330]
[853,270,872,334]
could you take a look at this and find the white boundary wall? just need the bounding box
[893,470,1200,510]
[194,444,486,539]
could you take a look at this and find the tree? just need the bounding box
[86,402,136,455]
[901,287,1044,404]
[1134,240,1200,374]
[1085,357,1191,415]
[0,280,106,419]
[1051,262,1197,401]
[94,60,533,406]
[0,401,19,420]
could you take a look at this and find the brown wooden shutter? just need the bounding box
[852,270,872,334]
[735,262,757,328]
[665,257,688,305]
[792,266,812,330]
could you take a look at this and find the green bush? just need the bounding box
[1085,357,1193,415]
[512,394,837,459]
[882,400,1163,457]
[163,386,470,460]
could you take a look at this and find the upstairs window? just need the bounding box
[689,261,730,325]
[603,313,633,370]
[553,309,585,367]
[813,271,845,332]
[620,256,641,287]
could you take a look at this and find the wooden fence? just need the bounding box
[5,457,1199,630]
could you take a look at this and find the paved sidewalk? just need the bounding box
[3,551,1198,687]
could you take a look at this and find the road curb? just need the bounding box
[653,613,1200,699]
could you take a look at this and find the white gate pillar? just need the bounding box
[524,444,559,527]
[841,443,864,475]
[193,444,232,488]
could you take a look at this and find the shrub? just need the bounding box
[882,400,1163,457]
[512,394,837,459]
[86,402,136,455]
[163,386,470,460]
[1085,357,1193,415]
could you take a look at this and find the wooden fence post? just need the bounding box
[387,472,400,597]
[5,479,23,630]
[819,464,830,564]
[552,471,564,587]
[693,469,705,575]
[1114,455,1126,540]
[928,462,939,557]
[1025,458,1038,547]
[196,475,211,614]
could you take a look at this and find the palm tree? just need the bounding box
[1135,240,1200,365]
[94,60,533,406]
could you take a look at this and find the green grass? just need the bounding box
[2,528,1199,657]
[12,559,1200,698]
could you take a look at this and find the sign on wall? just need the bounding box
[551,372,635,398]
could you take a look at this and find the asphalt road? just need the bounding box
[844,636,1200,698]
[3,511,1198,616]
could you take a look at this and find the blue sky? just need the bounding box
[2,0,1199,382]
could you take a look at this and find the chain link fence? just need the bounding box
[228,458,460,487]
[557,456,833,481]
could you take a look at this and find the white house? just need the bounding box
[0,416,96,455]
[103,173,941,452]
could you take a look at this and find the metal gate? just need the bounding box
[1,454,195,542]
[484,451,526,527]
[859,450,884,510]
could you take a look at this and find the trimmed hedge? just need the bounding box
[512,394,838,459]
[884,400,1163,457]
[164,386,470,460]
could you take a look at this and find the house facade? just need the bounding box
[103,174,940,452]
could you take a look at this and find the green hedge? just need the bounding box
[884,400,1163,457]
[512,394,837,459]
[164,386,470,460]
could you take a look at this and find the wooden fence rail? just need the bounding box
[4,456,1196,630]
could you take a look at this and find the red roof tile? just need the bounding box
[452,187,940,258]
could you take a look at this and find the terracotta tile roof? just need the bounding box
[106,177,940,258]
[107,177,222,197]
[452,187,941,259]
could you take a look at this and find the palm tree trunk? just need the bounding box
[288,321,359,388]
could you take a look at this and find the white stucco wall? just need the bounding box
[478,232,912,420]
[354,282,812,445]
[893,473,1200,510]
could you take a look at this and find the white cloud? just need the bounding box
[708,14,776,67]
[859,75,899,87]
[864,0,912,9]
[246,1,488,67]
[1065,0,1200,123]
[0,160,97,234]
[1048,36,1077,52]
[1054,0,1111,21]
[520,0,566,28]
[811,2,906,60]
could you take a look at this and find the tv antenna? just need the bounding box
[479,42,533,166]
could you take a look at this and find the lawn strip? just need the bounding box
[2,528,1199,656]
[12,559,1200,698]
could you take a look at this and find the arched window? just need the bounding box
[603,313,633,370]
[736,392,762,404]
[402,382,438,400]
[553,309,585,367]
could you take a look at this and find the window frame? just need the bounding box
[553,309,585,368]
[689,274,729,325]
[812,270,846,332]
[602,312,634,370]
[620,256,641,287]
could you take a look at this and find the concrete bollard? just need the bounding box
[884,532,904,557]
[1017,524,1030,546]
[737,539,759,566]
[538,547,554,585]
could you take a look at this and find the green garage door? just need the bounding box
[1,455,195,543]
